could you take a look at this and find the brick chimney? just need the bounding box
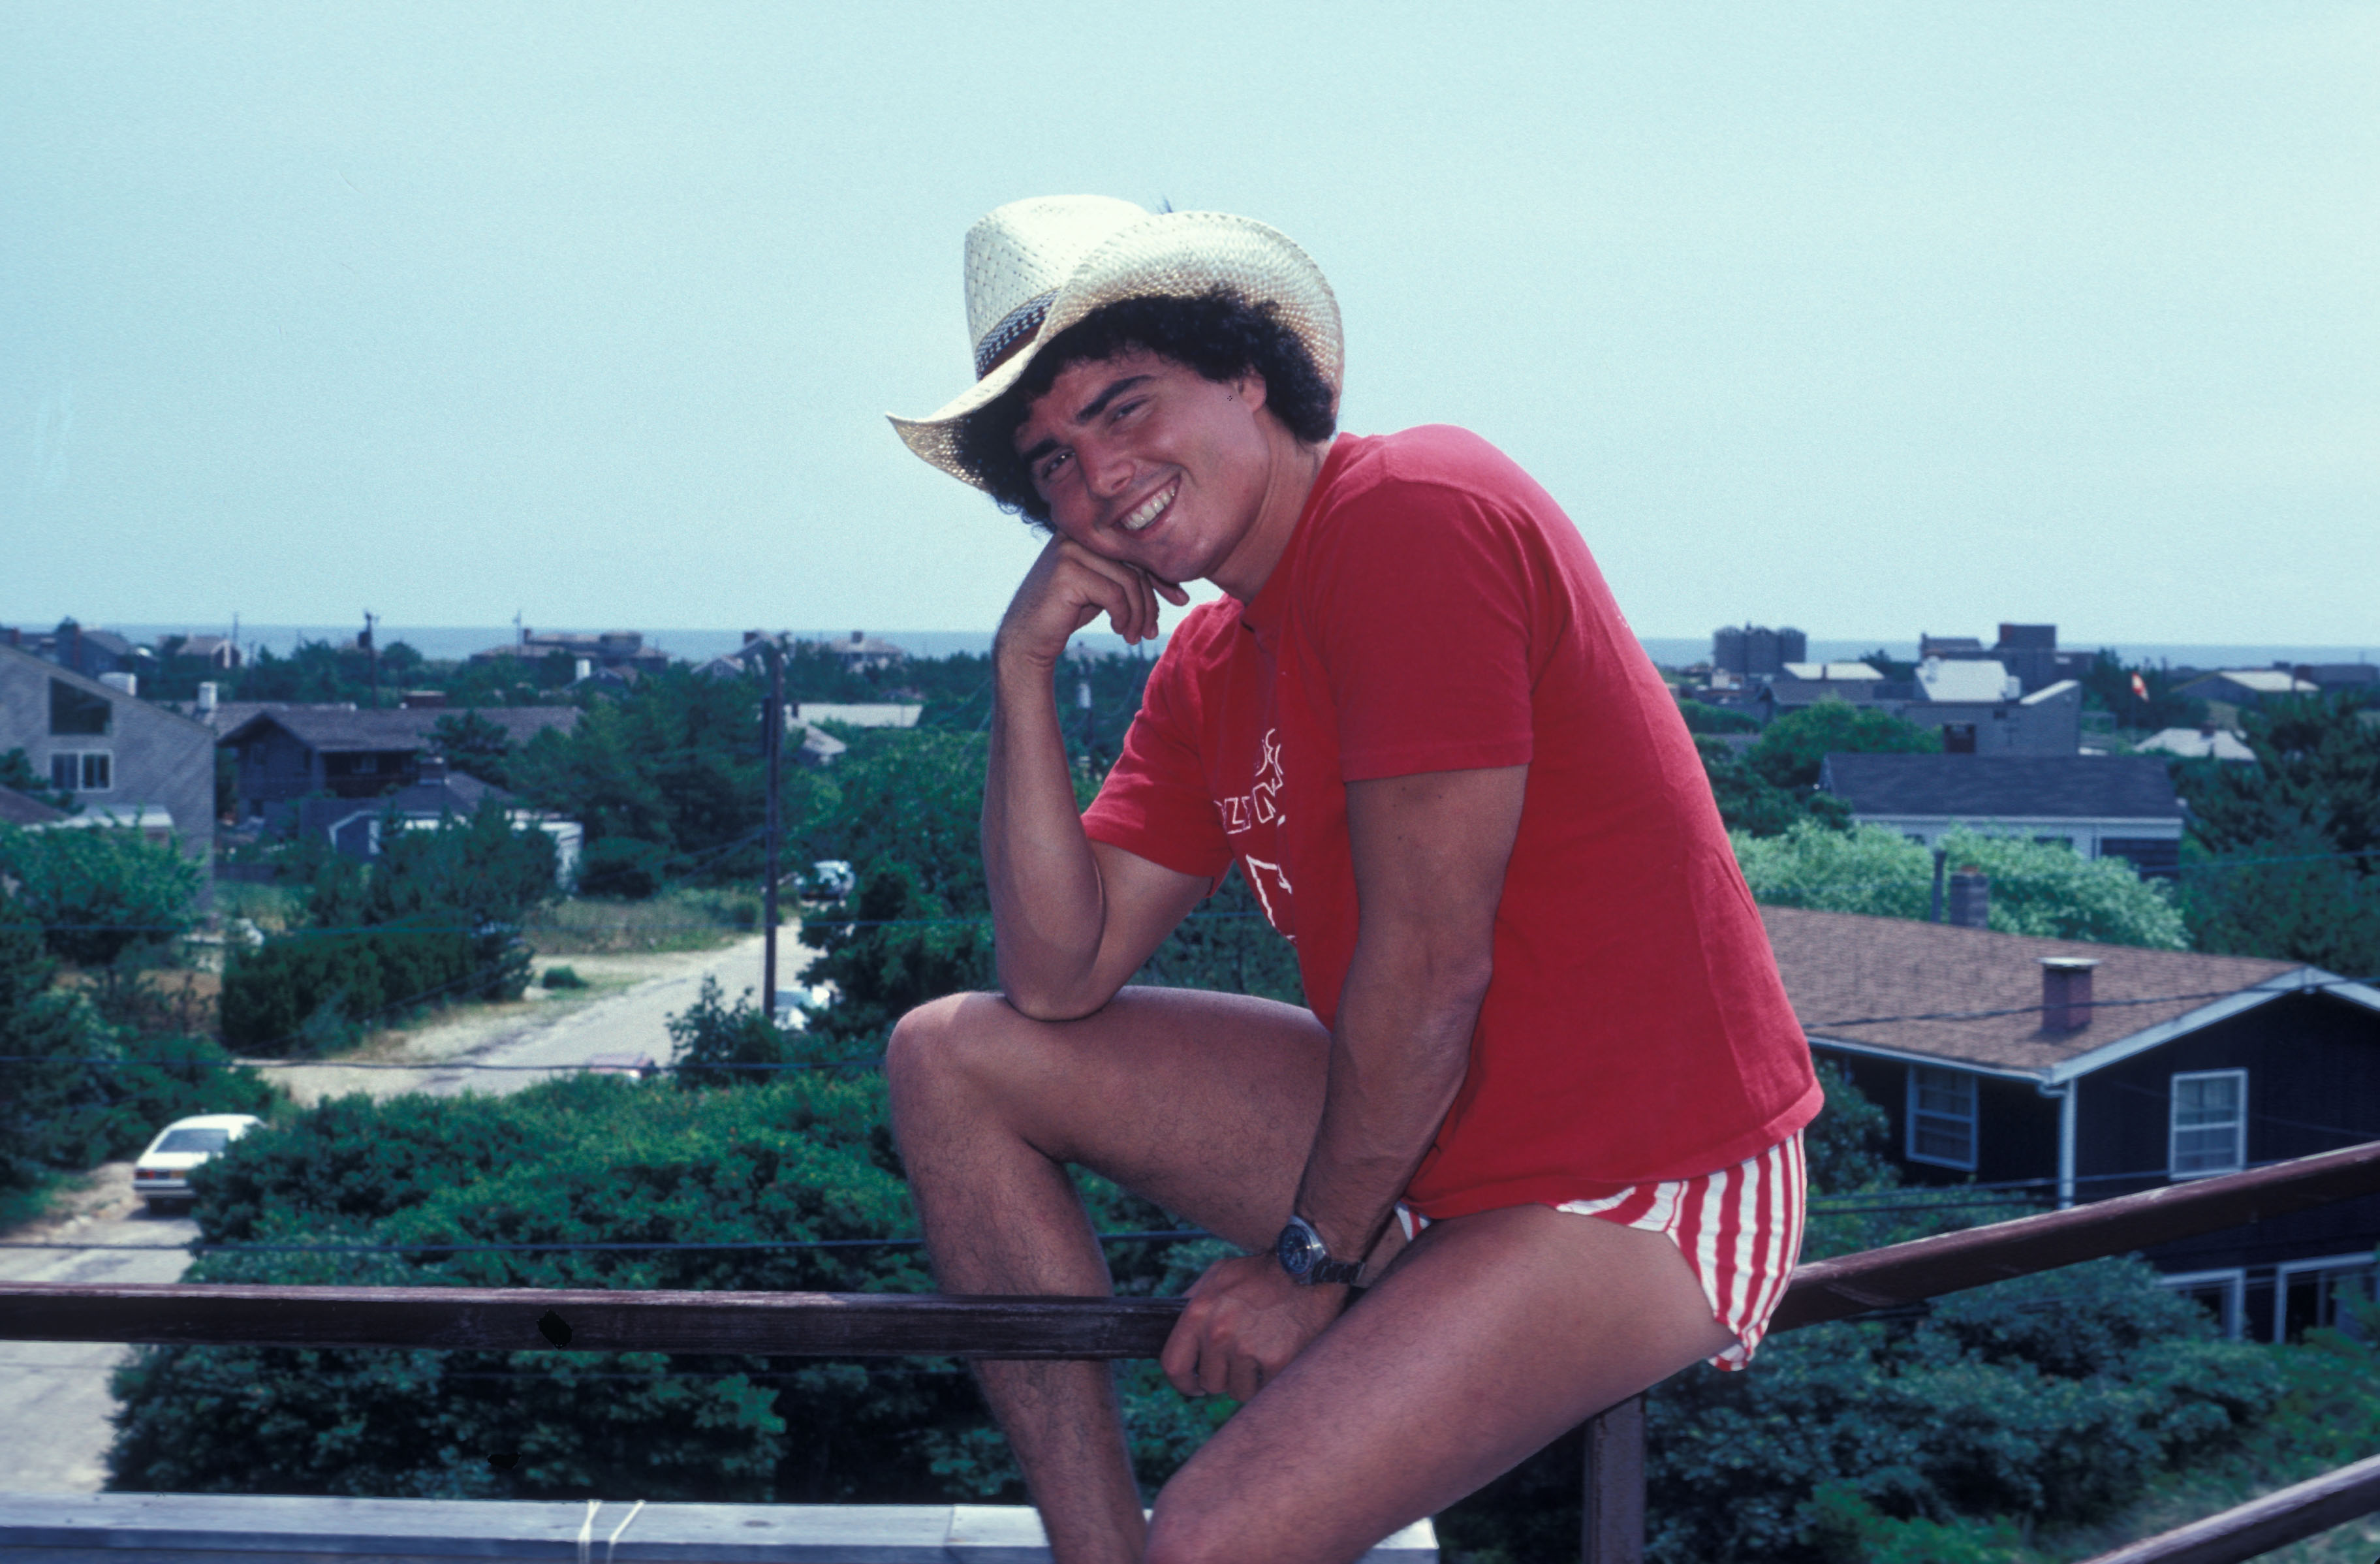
[1947,869,1990,930]
[2040,956,2100,1031]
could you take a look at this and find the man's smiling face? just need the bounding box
[1012,345,1281,593]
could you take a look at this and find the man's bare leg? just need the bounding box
[885,986,1334,1564]
[1142,1203,1738,1564]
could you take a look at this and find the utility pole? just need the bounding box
[762,637,785,1024]
[362,611,379,708]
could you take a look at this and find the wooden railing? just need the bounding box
[5,1139,2379,1563]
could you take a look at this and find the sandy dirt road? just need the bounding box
[0,1167,193,1491]
[0,931,803,1492]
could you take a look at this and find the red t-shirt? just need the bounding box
[1081,427,1820,1219]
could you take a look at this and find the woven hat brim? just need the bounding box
[888,211,1343,490]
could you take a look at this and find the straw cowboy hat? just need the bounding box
[888,195,1343,488]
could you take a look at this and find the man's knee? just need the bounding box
[883,990,1027,1114]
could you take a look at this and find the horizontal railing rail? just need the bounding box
[2070,1450,2380,1564]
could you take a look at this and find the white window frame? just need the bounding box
[1906,1065,1978,1171]
[2159,1268,2246,1340]
[50,750,114,793]
[2170,1069,2247,1180]
[2274,1252,2377,1344]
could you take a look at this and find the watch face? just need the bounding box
[1276,1221,1317,1276]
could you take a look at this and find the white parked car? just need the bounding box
[132,1114,264,1213]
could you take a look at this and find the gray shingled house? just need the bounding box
[0,643,215,874]
[1818,752,2187,877]
[218,706,580,822]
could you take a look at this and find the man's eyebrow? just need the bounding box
[1018,434,1059,468]
[1073,373,1153,425]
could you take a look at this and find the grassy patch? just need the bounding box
[525,888,764,955]
[0,1167,72,1233]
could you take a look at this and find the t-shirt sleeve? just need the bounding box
[1302,474,1540,782]
[1080,644,1234,884]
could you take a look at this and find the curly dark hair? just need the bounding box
[952,287,1338,523]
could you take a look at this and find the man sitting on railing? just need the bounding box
[881,195,1823,1564]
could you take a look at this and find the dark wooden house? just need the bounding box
[1764,905,2380,1343]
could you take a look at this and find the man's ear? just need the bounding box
[1234,369,1270,414]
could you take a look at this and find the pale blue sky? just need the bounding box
[3,3,2373,646]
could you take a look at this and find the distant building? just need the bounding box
[470,629,670,674]
[1817,753,2185,876]
[0,644,214,878]
[1917,624,2091,695]
[2293,663,2377,699]
[1711,624,1806,677]
[1772,904,2380,1341]
[2135,727,2258,762]
[164,634,242,670]
[2170,670,2321,710]
[218,706,581,821]
[793,703,923,729]
[822,631,910,673]
[295,754,583,881]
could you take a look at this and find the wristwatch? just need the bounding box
[1275,1214,1364,1287]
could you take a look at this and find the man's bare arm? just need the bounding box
[1162,763,1525,1400]
[1292,764,1525,1257]
[984,535,1201,1019]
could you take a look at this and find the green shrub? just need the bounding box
[539,964,586,990]
[576,837,668,900]
[219,924,479,1053]
[0,821,201,968]
[0,902,277,1192]
[113,1071,1216,1504]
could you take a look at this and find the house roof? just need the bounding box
[794,702,922,728]
[1763,905,2310,1077]
[2135,727,2257,762]
[1819,753,2185,821]
[2175,669,2318,698]
[0,644,211,736]
[219,706,580,752]
[1782,662,1883,681]
[0,787,69,826]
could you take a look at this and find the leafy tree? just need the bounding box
[0,896,277,1199]
[512,666,763,871]
[2173,693,2379,860]
[1676,698,1759,735]
[1699,738,1854,838]
[1750,699,1943,790]
[1733,823,2189,948]
[0,747,75,811]
[0,822,201,968]
[2080,650,2208,732]
[220,802,559,1052]
[428,711,516,788]
[2168,694,2380,973]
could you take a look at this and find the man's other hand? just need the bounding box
[1161,1252,1347,1402]
[996,535,1187,670]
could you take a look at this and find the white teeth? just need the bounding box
[1121,481,1176,532]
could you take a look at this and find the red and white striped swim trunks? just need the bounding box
[1401,1132,1807,1371]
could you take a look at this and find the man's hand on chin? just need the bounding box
[1161,1252,1349,1403]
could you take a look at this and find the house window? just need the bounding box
[1907,1065,1978,1170]
[2276,1255,2375,1343]
[48,678,111,736]
[2170,1069,2246,1178]
[1942,723,1977,754]
[50,751,113,792]
[2161,1269,2246,1340]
